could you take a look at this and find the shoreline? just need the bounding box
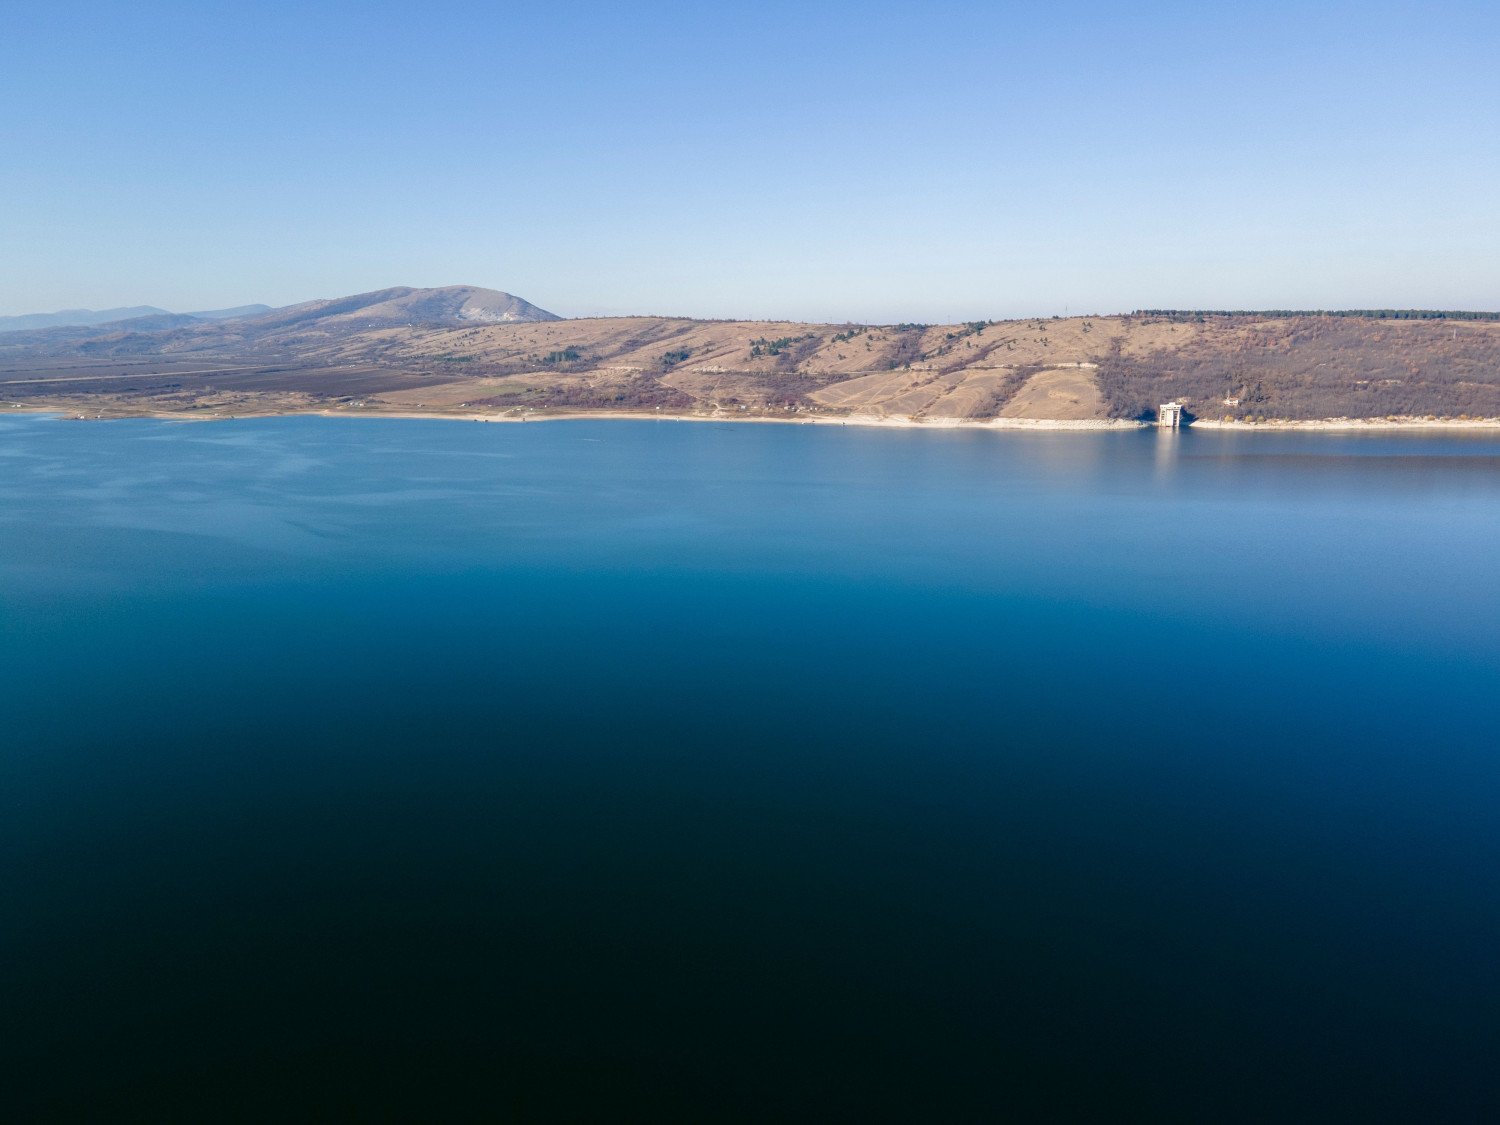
[3,405,1148,430]
[7,404,1500,433]
[1187,417,1500,432]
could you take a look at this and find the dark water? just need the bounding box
[3,416,1499,1121]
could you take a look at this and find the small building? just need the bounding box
[1223,396,1241,407]
[1158,402,1184,428]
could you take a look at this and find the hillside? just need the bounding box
[2,292,1498,424]
[189,304,273,320]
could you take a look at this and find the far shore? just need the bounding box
[8,403,1500,433]
[1188,417,1500,432]
[5,404,1147,429]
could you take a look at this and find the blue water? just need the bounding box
[3,416,1498,1120]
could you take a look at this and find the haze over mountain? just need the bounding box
[0,302,274,335]
[0,306,173,334]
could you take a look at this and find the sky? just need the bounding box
[2,0,1498,322]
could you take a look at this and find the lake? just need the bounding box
[3,415,1498,1120]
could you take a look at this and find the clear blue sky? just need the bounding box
[3,1,1497,322]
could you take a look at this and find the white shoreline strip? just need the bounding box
[9,405,1500,432]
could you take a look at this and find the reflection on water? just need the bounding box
[1153,424,1180,477]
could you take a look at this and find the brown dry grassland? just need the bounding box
[4,312,1499,425]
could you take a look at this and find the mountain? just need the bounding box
[246,286,560,330]
[0,287,554,344]
[0,306,170,334]
[0,284,564,360]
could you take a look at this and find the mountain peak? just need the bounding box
[0,286,559,339]
[246,285,561,331]
[431,285,562,324]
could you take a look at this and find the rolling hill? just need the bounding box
[1,288,1497,425]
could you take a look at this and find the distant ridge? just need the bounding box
[0,302,271,335]
[0,306,170,334]
[1135,309,1500,321]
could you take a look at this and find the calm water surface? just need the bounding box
[3,416,1499,1120]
